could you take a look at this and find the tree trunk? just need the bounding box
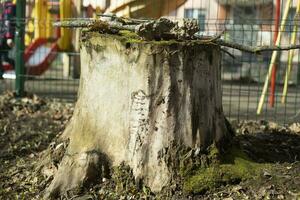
[45,32,231,198]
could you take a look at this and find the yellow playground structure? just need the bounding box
[26,0,72,49]
[18,0,185,76]
[22,0,72,76]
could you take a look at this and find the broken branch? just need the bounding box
[212,39,300,54]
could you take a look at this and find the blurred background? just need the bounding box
[0,0,300,124]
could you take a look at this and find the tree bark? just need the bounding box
[45,32,231,198]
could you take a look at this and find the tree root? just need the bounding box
[44,151,110,199]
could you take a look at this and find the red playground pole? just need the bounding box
[269,0,281,107]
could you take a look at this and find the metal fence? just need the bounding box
[1,0,300,124]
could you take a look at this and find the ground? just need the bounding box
[0,93,299,200]
[0,92,73,199]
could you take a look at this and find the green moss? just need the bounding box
[178,144,221,179]
[111,163,138,193]
[183,147,270,194]
[178,150,196,177]
[207,143,220,160]
[118,30,139,39]
[152,40,179,45]
[117,31,180,45]
[118,30,142,44]
[84,30,208,47]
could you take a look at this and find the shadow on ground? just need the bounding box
[237,132,300,163]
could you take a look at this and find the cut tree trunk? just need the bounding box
[45,32,231,198]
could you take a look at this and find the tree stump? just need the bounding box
[46,31,232,198]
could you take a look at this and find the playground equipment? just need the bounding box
[281,0,300,104]
[3,0,72,78]
[257,0,292,114]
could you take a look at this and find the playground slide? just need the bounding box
[24,38,58,76]
[3,38,58,79]
[3,0,71,79]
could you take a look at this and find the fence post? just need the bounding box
[15,0,26,96]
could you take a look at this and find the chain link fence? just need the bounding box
[1,0,300,123]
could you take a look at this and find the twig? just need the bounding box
[213,39,300,54]
[53,19,96,28]
[53,19,136,31]
[209,30,225,42]
[194,30,225,42]
[194,30,300,54]
[53,19,137,34]
[96,14,153,24]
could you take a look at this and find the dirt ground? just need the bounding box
[0,93,299,200]
[0,92,73,199]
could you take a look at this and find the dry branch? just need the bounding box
[54,18,300,54]
[213,39,300,54]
